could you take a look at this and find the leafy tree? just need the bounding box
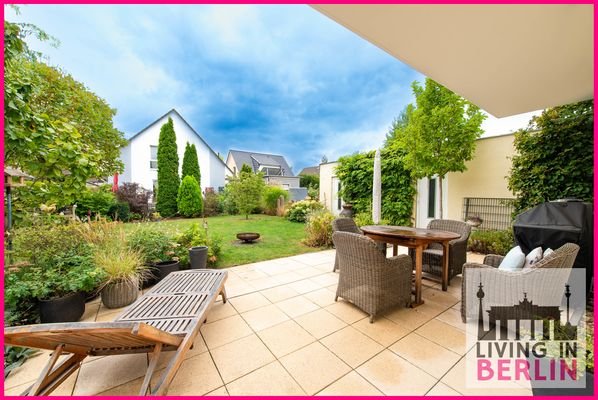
[240,163,253,174]
[385,104,414,145]
[263,186,289,215]
[226,169,265,219]
[508,100,593,214]
[115,183,151,217]
[321,155,328,164]
[177,176,203,217]
[5,20,127,207]
[392,78,486,218]
[156,117,180,217]
[299,174,319,190]
[182,142,201,186]
[336,146,416,226]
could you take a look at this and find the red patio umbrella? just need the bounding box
[112,173,118,192]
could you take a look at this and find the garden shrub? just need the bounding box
[156,117,180,217]
[225,169,265,219]
[467,229,515,256]
[174,223,222,267]
[74,186,117,219]
[177,176,203,217]
[108,202,131,222]
[220,186,238,215]
[353,212,389,228]
[182,142,201,186]
[115,182,151,217]
[286,199,323,223]
[263,186,289,215]
[203,187,221,217]
[127,225,175,264]
[303,209,334,248]
[336,146,415,226]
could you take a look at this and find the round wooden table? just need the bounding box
[361,225,460,307]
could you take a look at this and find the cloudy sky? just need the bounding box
[6,5,539,173]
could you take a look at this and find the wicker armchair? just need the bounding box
[461,243,580,322]
[332,232,412,322]
[332,218,386,272]
[410,219,471,283]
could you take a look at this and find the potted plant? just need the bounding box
[95,239,147,309]
[174,223,222,268]
[128,225,179,284]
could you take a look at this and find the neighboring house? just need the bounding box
[319,133,516,226]
[226,150,300,189]
[298,165,319,176]
[319,161,344,216]
[118,109,232,193]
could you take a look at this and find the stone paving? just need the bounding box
[4,249,533,396]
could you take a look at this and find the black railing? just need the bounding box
[462,197,515,231]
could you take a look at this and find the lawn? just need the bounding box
[124,214,322,268]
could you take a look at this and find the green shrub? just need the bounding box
[220,187,238,215]
[128,225,175,264]
[182,142,201,186]
[173,223,222,267]
[263,186,289,215]
[75,186,117,219]
[177,176,203,217]
[108,202,131,222]
[285,199,323,223]
[353,212,390,228]
[303,209,334,247]
[203,187,221,217]
[156,117,180,217]
[4,346,39,378]
[467,229,514,255]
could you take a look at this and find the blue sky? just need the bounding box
[6,5,537,173]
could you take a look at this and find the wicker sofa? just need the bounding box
[460,242,580,323]
[332,231,412,322]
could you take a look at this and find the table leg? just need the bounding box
[442,242,450,291]
[412,245,424,307]
[392,244,398,256]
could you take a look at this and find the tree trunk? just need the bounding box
[438,175,444,219]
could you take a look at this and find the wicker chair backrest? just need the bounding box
[332,217,361,235]
[427,219,471,241]
[332,231,387,267]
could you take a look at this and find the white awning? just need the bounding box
[312,4,593,117]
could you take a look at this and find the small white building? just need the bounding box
[118,109,232,193]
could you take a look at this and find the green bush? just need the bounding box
[182,142,201,186]
[174,223,222,267]
[263,186,289,215]
[75,186,117,219]
[353,212,389,228]
[303,209,334,247]
[467,229,515,255]
[203,187,221,217]
[156,117,180,217]
[128,225,175,264]
[177,176,203,217]
[286,199,323,223]
[108,202,131,222]
[220,187,238,215]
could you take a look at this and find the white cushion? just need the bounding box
[525,247,543,268]
[543,248,554,258]
[498,246,526,271]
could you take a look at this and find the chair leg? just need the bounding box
[220,286,228,303]
[369,315,374,323]
[334,295,338,302]
[139,343,162,396]
[22,349,86,396]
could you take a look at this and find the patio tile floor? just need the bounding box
[4,249,533,396]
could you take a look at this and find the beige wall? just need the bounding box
[319,162,339,214]
[446,133,515,220]
[265,176,300,188]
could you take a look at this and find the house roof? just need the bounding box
[228,150,295,177]
[298,166,319,176]
[128,108,232,174]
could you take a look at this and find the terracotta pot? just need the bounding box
[101,278,139,309]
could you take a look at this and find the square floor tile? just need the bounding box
[294,308,347,339]
[156,352,224,395]
[309,273,339,287]
[287,279,322,294]
[225,361,305,395]
[325,300,369,324]
[389,332,461,379]
[303,288,336,308]
[435,307,467,332]
[201,315,252,349]
[352,316,410,347]
[229,292,271,313]
[416,319,468,355]
[273,271,304,284]
[384,306,436,331]
[205,386,229,396]
[257,320,315,358]
[74,353,148,395]
[241,304,290,331]
[97,377,145,396]
[211,335,275,383]
[316,371,383,396]
[206,300,238,322]
[426,382,462,396]
[295,266,324,278]
[422,288,460,309]
[4,350,53,390]
[279,342,351,395]
[320,326,384,368]
[276,296,319,318]
[261,285,300,303]
[356,350,437,396]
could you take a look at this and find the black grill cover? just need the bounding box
[513,199,593,293]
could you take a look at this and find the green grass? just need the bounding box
[123,214,321,268]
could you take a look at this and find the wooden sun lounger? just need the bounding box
[4,269,228,396]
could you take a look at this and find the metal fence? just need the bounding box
[462,197,515,231]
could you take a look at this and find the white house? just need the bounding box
[118,109,232,193]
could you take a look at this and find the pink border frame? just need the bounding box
[0,1,595,399]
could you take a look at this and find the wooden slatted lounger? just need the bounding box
[4,269,228,396]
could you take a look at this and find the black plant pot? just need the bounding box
[154,260,180,281]
[141,264,159,289]
[189,246,208,269]
[81,286,101,302]
[39,292,85,323]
